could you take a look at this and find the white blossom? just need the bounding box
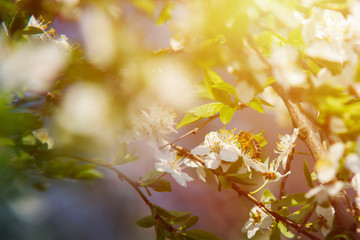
[270,45,306,90]
[80,7,116,68]
[274,128,299,169]
[155,150,193,187]
[183,158,207,182]
[316,142,345,183]
[260,158,291,182]
[26,15,71,50]
[56,82,111,138]
[302,8,352,63]
[305,181,343,204]
[0,43,68,92]
[191,129,239,169]
[27,15,55,41]
[132,105,176,147]
[242,198,273,239]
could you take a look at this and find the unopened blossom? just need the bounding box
[32,128,55,149]
[316,142,345,183]
[242,198,273,239]
[133,105,176,147]
[191,129,239,169]
[270,45,306,90]
[305,181,343,204]
[155,150,193,187]
[274,128,299,169]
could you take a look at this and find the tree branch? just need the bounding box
[171,144,320,240]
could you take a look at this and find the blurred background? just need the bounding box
[0,1,316,239]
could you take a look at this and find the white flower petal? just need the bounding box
[220,147,238,162]
[191,145,210,156]
[196,167,207,182]
[346,154,360,173]
[205,152,221,169]
[328,142,345,164]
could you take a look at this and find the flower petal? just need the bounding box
[220,146,238,162]
[205,152,221,169]
[191,145,210,156]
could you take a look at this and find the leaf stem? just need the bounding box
[250,179,269,195]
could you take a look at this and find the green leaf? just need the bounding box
[154,205,191,225]
[214,82,238,97]
[218,175,232,189]
[146,179,172,192]
[136,215,155,228]
[255,31,275,57]
[303,159,314,188]
[278,221,295,238]
[249,97,264,113]
[287,29,305,50]
[111,143,139,165]
[264,76,276,88]
[74,169,103,179]
[262,189,276,201]
[211,88,233,105]
[288,204,315,223]
[155,224,166,240]
[177,114,201,129]
[21,134,37,145]
[179,216,199,231]
[225,173,257,186]
[270,221,281,240]
[272,193,309,209]
[156,1,176,25]
[182,229,221,240]
[219,105,236,125]
[177,102,224,129]
[140,169,163,186]
[204,69,223,87]
[22,26,44,35]
[259,98,274,108]
[131,0,157,16]
[225,159,243,174]
[0,137,14,146]
[189,102,223,117]
[276,207,290,217]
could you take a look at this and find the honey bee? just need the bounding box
[237,131,262,159]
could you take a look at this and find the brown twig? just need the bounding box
[231,183,320,240]
[246,34,327,163]
[246,33,360,237]
[279,150,294,198]
[160,114,220,150]
[69,155,151,206]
